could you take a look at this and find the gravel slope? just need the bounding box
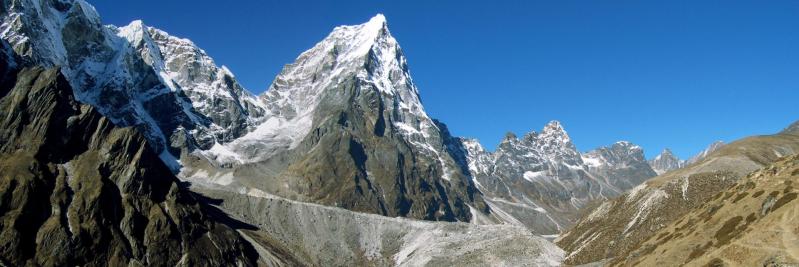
[192,184,564,266]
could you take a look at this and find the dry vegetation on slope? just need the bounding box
[613,154,799,266]
[557,127,799,265]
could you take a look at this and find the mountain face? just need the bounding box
[0,0,660,230]
[582,141,661,192]
[648,141,726,175]
[1,0,266,169]
[0,64,258,266]
[1,0,487,231]
[686,140,725,165]
[557,125,799,265]
[180,14,487,222]
[460,121,658,235]
[648,149,685,175]
[612,154,799,266]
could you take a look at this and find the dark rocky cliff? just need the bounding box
[0,64,259,266]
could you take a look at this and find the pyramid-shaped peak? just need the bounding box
[117,20,154,45]
[334,13,390,38]
[540,120,570,141]
[119,19,148,34]
[367,13,387,26]
[542,120,565,133]
[357,13,388,33]
[291,13,397,70]
[128,19,145,28]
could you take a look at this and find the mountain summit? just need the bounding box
[0,0,266,170]
[462,122,658,234]
[648,148,685,175]
[182,14,488,222]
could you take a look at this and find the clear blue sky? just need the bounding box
[92,1,799,159]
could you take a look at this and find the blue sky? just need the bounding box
[92,1,799,159]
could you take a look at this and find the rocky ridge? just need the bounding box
[648,148,685,175]
[1,0,266,169]
[180,13,488,223]
[647,141,726,175]
[687,140,726,165]
[459,121,658,235]
[0,64,259,266]
[557,124,799,265]
[610,154,799,266]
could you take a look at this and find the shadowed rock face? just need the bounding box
[0,65,258,266]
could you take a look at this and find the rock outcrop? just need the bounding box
[0,65,259,266]
[460,121,658,235]
[1,0,266,168]
[648,148,685,175]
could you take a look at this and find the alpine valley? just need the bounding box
[1,0,797,266]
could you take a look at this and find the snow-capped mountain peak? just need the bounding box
[462,121,658,234]
[206,13,438,165]
[343,13,388,55]
[118,20,146,41]
[648,148,685,175]
[2,0,266,169]
[654,148,673,160]
[259,13,407,120]
[535,120,580,164]
[584,141,648,169]
[186,13,487,222]
[540,120,569,142]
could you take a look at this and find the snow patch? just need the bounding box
[523,170,547,182]
[623,189,669,234]
[680,175,690,200]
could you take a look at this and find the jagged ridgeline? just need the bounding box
[0,58,261,266]
[1,0,666,231]
[8,1,795,266]
[0,2,567,264]
[180,14,490,222]
[2,0,489,222]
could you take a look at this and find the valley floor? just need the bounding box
[187,181,564,266]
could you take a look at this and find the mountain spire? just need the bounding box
[648,148,685,175]
[540,120,571,144]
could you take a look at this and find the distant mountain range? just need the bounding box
[2,0,797,266]
[648,141,726,175]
